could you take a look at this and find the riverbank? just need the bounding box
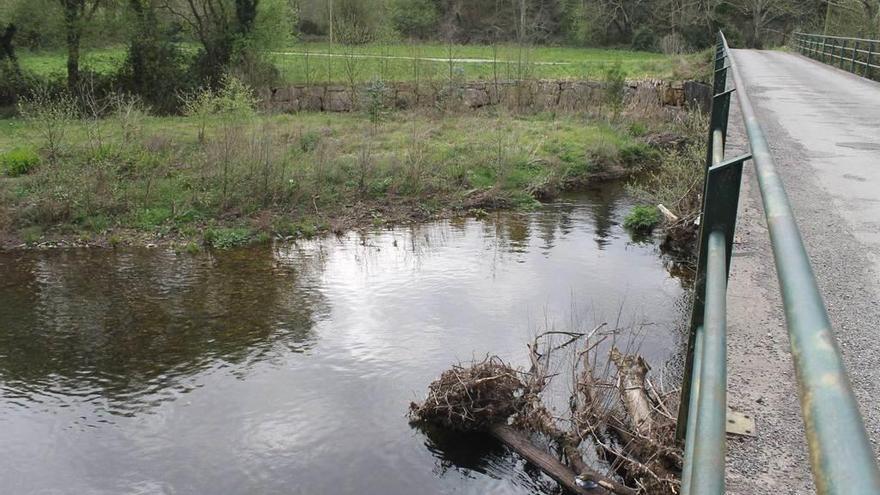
[0,99,700,251]
[0,105,688,249]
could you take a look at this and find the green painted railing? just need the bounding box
[677,32,880,495]
[792,32,880,81]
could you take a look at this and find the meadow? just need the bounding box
[0,96,686,249]
[18,41,696,85]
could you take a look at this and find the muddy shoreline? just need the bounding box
[1,162,651,251]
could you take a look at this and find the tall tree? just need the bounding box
[58,0,101,90]
[118,0,187,111]
[159,0,261,83]
[829,0,880,36]
[725,0,805,47]
[0,24,19,65]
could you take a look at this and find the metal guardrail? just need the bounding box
[677,32,880,495]
[792,32,880,80]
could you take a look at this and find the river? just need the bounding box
[0,184,689,495]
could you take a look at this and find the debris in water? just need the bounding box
[410,327,682,495]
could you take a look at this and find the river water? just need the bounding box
[0,185,689,495]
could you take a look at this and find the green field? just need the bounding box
[268,42,685,83]
[18,47,128,79]
[18,42,699,85]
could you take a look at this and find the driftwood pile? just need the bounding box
[410,326,682,495]
[409,357,527,431]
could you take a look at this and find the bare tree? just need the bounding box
[725,0,805,47]
[826,0,880,36]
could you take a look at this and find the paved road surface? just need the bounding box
[725,50,880,493]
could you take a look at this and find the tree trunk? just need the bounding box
[610,348,653,437]
[235,0,259,34]
[128,0,146,86]
[1,24,17,62]
[63,0,81,91]
[488,425,632,495]
[751,9,762,48]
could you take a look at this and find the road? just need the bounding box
[724,50,880,493]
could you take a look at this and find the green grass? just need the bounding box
[269,42,683,83]
[0,106,679,247]
[623,205,661,232]
[0,147,40,176]
[17,41,699,85]
[19,46,127,79]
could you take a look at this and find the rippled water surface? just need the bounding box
[0,186,689,495]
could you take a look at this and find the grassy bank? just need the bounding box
[0,97,693,249]
[18,42,700,85]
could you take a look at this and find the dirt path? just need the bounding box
[271,51,573,65]
[724,50,880,493]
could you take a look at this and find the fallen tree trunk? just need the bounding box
[411,342,681,495]
[611,348,653,437]
[489,425,621,495]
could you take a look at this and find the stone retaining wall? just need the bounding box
[263,79,711,113]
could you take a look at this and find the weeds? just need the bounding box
[203,227,253,249]
[112,94,147,146]
[0,147,40,176]
[626,135,705,220]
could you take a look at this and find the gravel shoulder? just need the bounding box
[724,50,880,494]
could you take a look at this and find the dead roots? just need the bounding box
[410,329,682,495]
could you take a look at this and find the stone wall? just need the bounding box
[263,79,711,114]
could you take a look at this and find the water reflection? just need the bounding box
[416,424,556,494]
[0,248,328,415]
[0,184,690,495]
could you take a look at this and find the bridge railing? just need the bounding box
[792,32,880,80]
[676,32,880,495]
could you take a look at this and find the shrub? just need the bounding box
[17,87,79,161]
[134,207,173,228]
[603,62,626,119]
[298,131,321,152]
[20,225,43,244]
[390,0,439,38]
[620,142,659,168]
[203,227,252,249]
[181,75,257,144]
[626,124,706,221]
[299,19,324,36]
[227,45,282,90]
[587,140,621,171]
[116,30,192,114]
[631,28,658,52]
[623,205,661,233]
[1,147,40,176]
[184,241,201,254]
[364,79,389,125]
[627,122,648,137]
[660,33,687,55]
[182,75,257,119]
[0,59,39,107]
